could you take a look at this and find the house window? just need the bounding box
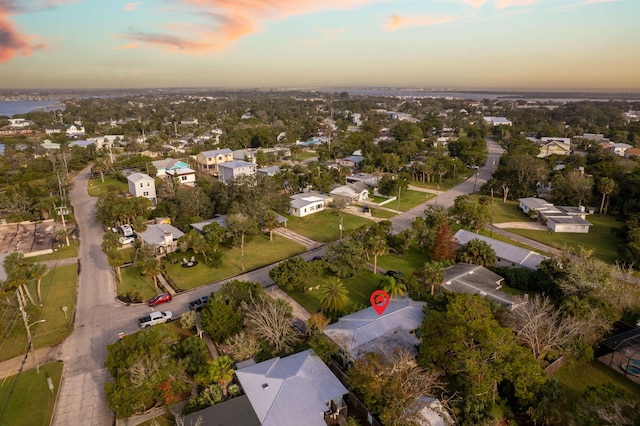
[143,191,149,196]
[310,205,315,211]
[181,176,187,181]
[140,183,143,187]
[316,204,322,209]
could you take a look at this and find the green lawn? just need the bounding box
[370,208,397,219]
[555,360,640,423]
[87,176,129,197]
[284,210,374,243]
[377,247,429,276]
[164,234,306,291]
[411,169,475,191]
[119,265,158,301]
[368,195,388,204]
[25,242,79,263]
[0,265,77,361]
[396,190,434,212]
[504,214,625,264]
[283,270,382,314]
[0,361,63,426]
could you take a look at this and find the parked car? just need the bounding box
[310,256,324,262]
[138,311,173,328]
[361,205,370,213]
[385,270,404,282]
[189,296,209,312]
[119,236,135,245]
[119,224,134,237]
[148,293,172,307]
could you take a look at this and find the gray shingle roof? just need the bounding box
[443,262,519,307]
[236,350,347,426]
[126,172,153,184]
[137,224,183,246]
[219,160,257,169]
[200,148,232,158]
[323,299,425,360]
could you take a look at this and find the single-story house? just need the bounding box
[218,160,257,184]
[41,140,61,150]
[518,197,592,233]
[329,182,369,204]
[443,263,523,308]
[151,158,190,177]
[483,116,512,126]
[536,141,571,158]
[127,172,156,205]
[336,155,364,169]
[323,298,425,363]
[236,349,348,426]
[196,148,233,174]
[289,192,333,217]
[453,229,547,270]
[610,143,633,157]
[68,140,95,148]
[257,166,281,177]
[345,173,379,187]
[136,224,184,255]
[191,212,287,231]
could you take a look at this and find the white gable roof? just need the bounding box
[236,350,347,426]
[453,229,547,270]
[126,172,153,184]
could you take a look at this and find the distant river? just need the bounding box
[0,100,64,117]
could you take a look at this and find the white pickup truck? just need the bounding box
[138,311,173,328]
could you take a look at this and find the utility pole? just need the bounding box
[55,205,70,246]
[473,172,479,193]
[17,294,43,373]
[396,184,401,214]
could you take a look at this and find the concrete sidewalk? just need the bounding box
[0,345,63,382]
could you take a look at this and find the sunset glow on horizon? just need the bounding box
[0,0,638,90]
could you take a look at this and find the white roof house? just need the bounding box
[166,167,196,186]
[289,192,333,217]
[610,143,633,156]
[323,298,425,362]
[453,229,547,270]
[236,350,347,426]
[518,197,592,233]
[483,116,512,126]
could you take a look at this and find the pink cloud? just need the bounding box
[122,2,142,12]
[122,0,377,53]
[384,13,459,31]
[0,3,36,62]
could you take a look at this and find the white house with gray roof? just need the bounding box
[518,197,592,233]
[453,229,547,270]
[126,172,156,204]
[236,349,347,426]
[323,298,425,363]
[289,192,333,217]
[443,263,524,309]
[218,160,257,183]
[136,224,184,256]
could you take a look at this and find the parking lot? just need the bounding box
[0,220,60,254]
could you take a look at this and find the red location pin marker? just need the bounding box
[370,290,390,316]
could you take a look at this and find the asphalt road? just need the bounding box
[51,138,504,425]
[390,138,504,233]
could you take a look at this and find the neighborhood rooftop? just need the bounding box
[444,263,522,308]
[453,229,547,270]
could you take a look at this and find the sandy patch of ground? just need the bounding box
[493,221,547,230]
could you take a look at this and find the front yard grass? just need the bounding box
[0,265,77,361]
[504,214,624,264]
[283,270,382,315]
[25,241,79,263]
[396,190,434,212]
[555,360,640,423]
[87,176,128,197]
[119,265,158,302]
[164,234,306,291]
[377,247,429,276]
[370,208,397,219]
[284,210,374,243]
[0,361,63,426]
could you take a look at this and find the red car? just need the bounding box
[148,293,172,307]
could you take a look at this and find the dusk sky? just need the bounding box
[0,0,638,90]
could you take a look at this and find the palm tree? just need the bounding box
[367,234,388,274]
[419,261,445,296]
[3,253,36,305]
[93,156,109,183]
[381,276,407,299]
[318,277,349,313]
[597,177,616,214]
[197,355,235,395]
[107,249,125,283]
[262,210,280,242]
[32,263,48,304]
[140,255,163,289]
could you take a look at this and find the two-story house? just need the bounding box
[196,148,233,175]
[218,160,257,184]
[127,173,157,205]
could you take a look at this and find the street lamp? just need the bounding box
[27,319,46,373]
[473,172,480,193]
